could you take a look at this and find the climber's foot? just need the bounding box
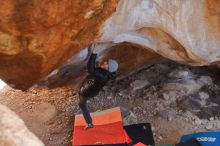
[84,123,94,130]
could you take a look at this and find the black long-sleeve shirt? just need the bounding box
[79,53,116,98]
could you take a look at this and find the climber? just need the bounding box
[78,43,119,129]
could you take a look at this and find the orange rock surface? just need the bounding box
[0,0,118,89]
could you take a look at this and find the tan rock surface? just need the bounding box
[100,0,220,65]
[0,104,44,146]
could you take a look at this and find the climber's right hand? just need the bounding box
[91,43,98,54]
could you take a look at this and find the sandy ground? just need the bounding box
[0,61,220,146]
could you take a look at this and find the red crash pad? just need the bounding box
[73,107,131,145]
[134,142,146,146]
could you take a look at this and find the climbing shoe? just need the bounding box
[84,123,94,130]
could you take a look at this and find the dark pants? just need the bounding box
[78,95,93,124]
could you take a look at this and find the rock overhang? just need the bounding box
[0,0,220,90]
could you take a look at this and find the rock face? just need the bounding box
[0,0,118,89]
[0,104,44,146]
[0,0,220,89]
[100,0,220,65]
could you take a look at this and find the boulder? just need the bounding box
[130,79,150,91]
[0,0,118,90]
[0,104,44,146]
[0,0,220,89]
[198,76,213,86]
